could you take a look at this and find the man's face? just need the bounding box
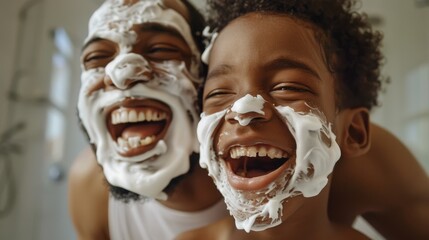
[198,14,341,232]
[77,0,201,200]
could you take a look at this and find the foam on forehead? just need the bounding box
[85,0,200,74]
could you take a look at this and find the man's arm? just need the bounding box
[360,123,429,239]
[330,123,429,238]
[68,147,110,240]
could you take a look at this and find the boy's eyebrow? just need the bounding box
[265,57,320,79]
[206,58,321,81]
[206,64,233,80]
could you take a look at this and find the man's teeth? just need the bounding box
[229,146,288,159]
[117,135,156,149]
[111,109,167,125]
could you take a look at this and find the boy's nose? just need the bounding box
[104,53,153,89]
[225,111,269,126]
[225,95,273,126]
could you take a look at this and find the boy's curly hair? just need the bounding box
[205,0,387,110]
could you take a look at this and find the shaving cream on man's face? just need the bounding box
[77,0,201,200]
[197,94,341,232]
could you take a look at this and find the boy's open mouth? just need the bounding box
[226,145,289,178]
[222,144,291,190]
[106,99,172,157]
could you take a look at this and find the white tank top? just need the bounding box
[108,196,228,240]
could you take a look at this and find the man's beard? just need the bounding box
[107,152,199,202]
[79,120,199,202]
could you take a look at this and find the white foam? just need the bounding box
[231,94,265,126]
[77,0,201,200]
[85,0,201,76]
[201,27,218,64]
[197,95,340,232]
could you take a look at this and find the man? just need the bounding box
[68,0,226,239]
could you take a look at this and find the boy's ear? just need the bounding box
[337,108,371,158]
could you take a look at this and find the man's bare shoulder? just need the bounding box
[69,147,98,177]
[360,123,429,238]
[330,123,429,237]
[354,123,428,200]
[68,147,110,240]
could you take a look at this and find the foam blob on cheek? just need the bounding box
[275,106,341,197]
[197,95,341,232]
[78,68,109,145]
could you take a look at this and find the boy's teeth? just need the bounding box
[268,147,283,159]
[230,149,237,159]
[228,146,287,159]
[258,146,267,157]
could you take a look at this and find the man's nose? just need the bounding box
[104,53,153,89]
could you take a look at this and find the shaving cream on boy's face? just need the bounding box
[77,0,201,200]
[197,94,341,232]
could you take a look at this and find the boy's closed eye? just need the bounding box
[271,83,314,93]
[204,88,235,100]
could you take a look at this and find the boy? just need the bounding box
[187,0,429,238]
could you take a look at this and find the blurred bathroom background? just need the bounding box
[0,0,427,239]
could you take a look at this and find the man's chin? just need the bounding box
[107,152,199,202]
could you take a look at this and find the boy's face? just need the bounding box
[198,14,342,232]
[77,0,201,200]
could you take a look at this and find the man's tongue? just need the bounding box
[121,122,164,139]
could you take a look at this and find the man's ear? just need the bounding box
[337,108,371,158]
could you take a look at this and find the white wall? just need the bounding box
[0,0,98,239]
[362,0,429,172]
[0,1,427,240]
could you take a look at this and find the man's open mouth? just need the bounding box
[225,145,289,178]
[106,99,172,157]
